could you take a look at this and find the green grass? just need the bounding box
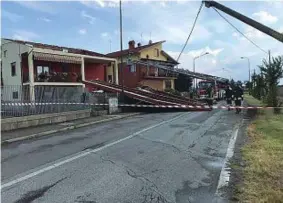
[243,94,264,107]
[236,95,283,202]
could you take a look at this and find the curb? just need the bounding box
[1,113,142,145]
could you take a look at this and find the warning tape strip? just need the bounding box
[1,102,281,109]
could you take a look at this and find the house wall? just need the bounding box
[1,39,30,101]
[140,44,167,61]
[84,63,106,91]
[22,55,29,83]
[118,63,143,88]
[85,63,106,81]
[117,55,139,64]
[106,63,114,82]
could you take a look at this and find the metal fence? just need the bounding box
[1,85,116,118]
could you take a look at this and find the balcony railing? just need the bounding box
[35,72,82,83]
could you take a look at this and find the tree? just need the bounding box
[175,74,193,92]
[230,79,235,89]
[258,55,283,112]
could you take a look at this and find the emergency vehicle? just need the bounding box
[197,80,227,100]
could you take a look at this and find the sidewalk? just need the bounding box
[1,112,141,144]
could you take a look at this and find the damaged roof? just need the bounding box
[2,38,111,58]
[106,40,178,64]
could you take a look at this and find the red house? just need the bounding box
[107,40,179,91]
[1,38,118,101]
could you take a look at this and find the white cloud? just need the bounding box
[12,30,40,41]
[37,17,51,23]
[101,32,109,38]
[2,10,23,22]
[119,1,212,46]
[232,32,239,38]
[81,10,96,24]
[167,47,223,74]
[80,0,122,9]
[252,11,278,24]
[15,1,55,14]
[79,29,87,35]
[160,1,166,7]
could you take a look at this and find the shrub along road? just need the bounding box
[228,95,283,202]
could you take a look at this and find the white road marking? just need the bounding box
[215,123,241,196]
[1,112,188,189]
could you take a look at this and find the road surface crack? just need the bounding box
[97,154,172,203]
[187,115,223,150]
[135,135,186,154]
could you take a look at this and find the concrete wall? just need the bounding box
[1,39,30,86]
[1,39,30,101]
[1,109,91,132]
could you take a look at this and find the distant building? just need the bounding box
[107,40,179,91]
[1,38,118,101]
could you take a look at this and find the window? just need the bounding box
[108,75,113,82]
[37,66,49,76]
[154,48,159,57]
[4,50,7,57]
[62,64,68,72]
[165,80,172,89]
[130,64,136,73]
[11,62,16,76]
[12,91,18,99]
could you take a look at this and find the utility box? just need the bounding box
[108,97,119,114]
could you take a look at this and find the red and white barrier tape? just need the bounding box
[1,102,281,109]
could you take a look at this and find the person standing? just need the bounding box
[206,84,214,106]
[225,85,233,111]
[233,83,244,114]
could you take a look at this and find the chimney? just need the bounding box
[137,42,141,47]
[128,40,135,50]
[148,40,152,45]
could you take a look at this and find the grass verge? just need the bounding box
[243,94,264,107]
[235,96,283,202]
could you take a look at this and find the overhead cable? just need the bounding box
[213,8,268,54]
[177,2,204,62]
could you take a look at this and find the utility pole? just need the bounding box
[268,50,271,64]
[241,56,251,95]
[119,0,124,102]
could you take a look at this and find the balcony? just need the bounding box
[35,72,82,83]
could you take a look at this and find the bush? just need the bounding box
[164,88,181,96]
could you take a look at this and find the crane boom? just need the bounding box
[203,0,283,43]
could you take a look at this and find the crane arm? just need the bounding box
[203,0,283,43]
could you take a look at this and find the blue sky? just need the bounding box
[2,0,283,83]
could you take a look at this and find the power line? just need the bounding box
[213,8,268,54]
[177,2,204,62]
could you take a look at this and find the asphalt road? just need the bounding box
[1,108,243,203]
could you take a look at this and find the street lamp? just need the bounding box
[119,0,124,102]
[193,52,209,89]
[240,56,251,94]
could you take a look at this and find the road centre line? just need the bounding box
[1,112,189,189]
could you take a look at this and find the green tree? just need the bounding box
[252,74,265,100]
[230,79,235,89]
[258,55,283,112]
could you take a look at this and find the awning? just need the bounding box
[33,52,82,64]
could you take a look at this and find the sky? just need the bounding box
[1,0,283,83]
